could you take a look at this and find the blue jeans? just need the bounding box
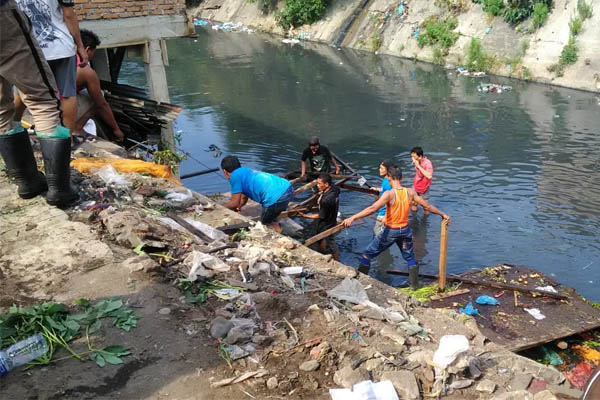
[261,186,294,225]
[361,225,416,267]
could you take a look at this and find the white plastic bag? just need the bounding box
[432,335,470,369]
[327,278,369,304]
[185,251,230,281]
[96,165,130,188]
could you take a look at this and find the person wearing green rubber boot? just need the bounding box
[0,0,78,207]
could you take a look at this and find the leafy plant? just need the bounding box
[482,0,504,16]
[417,16,459,51]
[153,149,186,175]
[559,36,578,66]
[465,38,495,72]
[175,279,245,304]
[577,0,593,20]
[88,345,132,367]
[370,34,382,52]
[531,2,549,29]
[276,0,331,29]
[569,17,582,36]
[433,47,446,65]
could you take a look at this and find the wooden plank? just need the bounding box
[430,288,470,301]
[294,180,318,195]
[438,220,449,291]
[216,222,252,235]
[304,223,345,247]
[286,171,361,180]
[339,183,379,196]
[386,270,568,300]
[289,176,307,185]
[167,212,213,243]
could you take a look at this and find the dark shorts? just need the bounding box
[261,185,294,225]
[47,55,77,98]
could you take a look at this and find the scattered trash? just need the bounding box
[524,308,546,320]
[185,251,230,280]
[96,165,131,189]
[432,335,470,370]
[476,295,500,306]
[280,273,296,289]
[211,21,254,34]
[457,67,486,77]
[0,333,49,376]
[205,144,222,157]
[225,343,256,360]
[193,18,209,26]
[449,378,473,389]
[327,278,369,305]
[572,345,600,365]
[485,26,492,34]
[214,288,241,298]
[282,38,300,45]
[564,361,594,389]
[459,302,479,315]
[535,285,558,293]
[540,345,563,365]
[71,157,182,184]
[478,83,513,93]
[330,380,399,400]
[282,266,303,275]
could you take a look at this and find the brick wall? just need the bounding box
[75,0,186,20]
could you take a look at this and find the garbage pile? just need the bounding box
[478,83,513,93]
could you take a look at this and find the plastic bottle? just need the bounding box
[0,333,49,376]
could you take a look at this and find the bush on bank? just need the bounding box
[276,0,331,29]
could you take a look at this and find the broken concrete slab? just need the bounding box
[380,370,420,400]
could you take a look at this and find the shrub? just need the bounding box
[465,38,494,71]
[501,0,551,24]
[276,0,330,29]
[371,34,382,52]
[559,36,578,65]
[417,16,459,51]
[433,47,446,64]
[569,16,582,36]
[531,2,549,28]
[577,0,593,20]
[482,0,504,15]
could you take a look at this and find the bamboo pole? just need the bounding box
[294,180,318,195]
[438,220,449,291]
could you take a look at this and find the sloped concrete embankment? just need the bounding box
[193,0,600,93]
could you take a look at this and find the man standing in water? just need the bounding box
[411,146,433,214]
[300,173,340,261]
[342,166,450,289]
[221,156,293,233]
[373,159,394,235]
[300,136,340,178]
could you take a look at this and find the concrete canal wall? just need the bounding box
[192,0,600,93]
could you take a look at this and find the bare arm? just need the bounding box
[81,68,124,141]
[299,212,319,219]
[62,6,87,66]
[331,156,340,174]
[343,191,391,227]
[224,193,244,211]
[409,189,450,222]
[413,159,433,179]
[301,160,307,176]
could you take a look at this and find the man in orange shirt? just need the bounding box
[343,166,450,288]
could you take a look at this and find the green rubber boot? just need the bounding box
[408,265,420,290]
[38,133,78,207]
[0,127,47,199]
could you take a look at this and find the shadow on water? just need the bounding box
[119,27,600,302]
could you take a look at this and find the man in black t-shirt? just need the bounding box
[300,173,340,260]
[300,136,340,177]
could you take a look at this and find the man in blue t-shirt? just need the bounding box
[373,159,395,235]
[222,155,294,233]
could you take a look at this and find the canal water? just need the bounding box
[120,27,600,302]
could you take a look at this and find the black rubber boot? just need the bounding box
[0,129,47,199]
[38,137,78,207]
[408,265,420,290]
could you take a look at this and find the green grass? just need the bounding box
[577,0,593,20]
[531,2,549,29]
[482,0,504,16]
[371,34,382,52]
[559,36,578,66]
[417,16,459,51]
[465,38,495,72]
[569,17,583,36]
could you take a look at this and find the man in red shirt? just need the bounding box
[411,147,433,215]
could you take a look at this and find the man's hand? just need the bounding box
[342,217,355,227]
[335,167,340,175]
[412,157,420,167]
[442,214,451,224]
[114,128,124,143]
[76,45,88,67]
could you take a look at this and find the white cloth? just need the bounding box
[16,0,76,60]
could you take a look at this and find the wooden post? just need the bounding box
[438,220,449,291]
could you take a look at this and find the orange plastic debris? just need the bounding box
[70,158,182,185]
[572,345,600,366]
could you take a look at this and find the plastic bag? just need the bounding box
[475,295,499,306]
[459,302,479,315]
[185,251,230,281]
[432,335,470,369]
[330,380,399,400]
[327,278,369,304]
[524,308,546,320]
[96,165,131,188]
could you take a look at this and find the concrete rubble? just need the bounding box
[0,141,586,399]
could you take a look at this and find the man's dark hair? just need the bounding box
[388,166,403,181]
[221,155,241,173]
[318,173,332,185]
[380,159,395,170]
[80,29,101,49]
[309,136,320,145]
[411,147,424,157]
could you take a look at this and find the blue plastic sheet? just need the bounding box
[475,295,500,306]
[459,301,479,315]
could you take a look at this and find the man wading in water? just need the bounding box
[342,166,450,289]
[300,136,340,178]
[411,146,433,215]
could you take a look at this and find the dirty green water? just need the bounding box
[120,27,600,302]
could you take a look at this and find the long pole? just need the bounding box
[438,220,449,291]
[180,168,219,179]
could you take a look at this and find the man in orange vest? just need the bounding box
[343,166,450,288]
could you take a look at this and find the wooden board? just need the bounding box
[426,264,600,351]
